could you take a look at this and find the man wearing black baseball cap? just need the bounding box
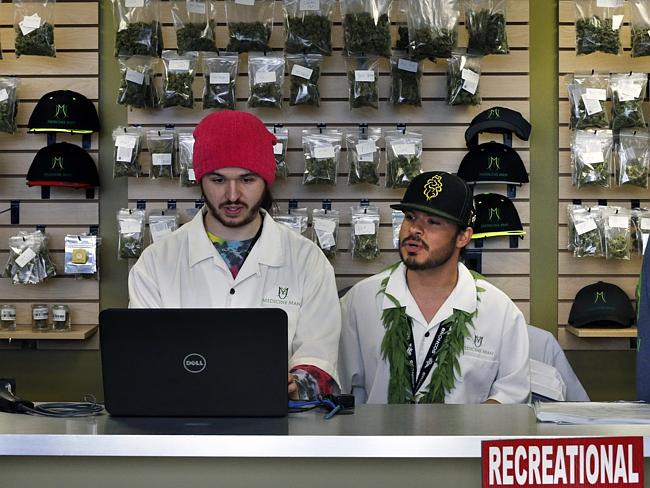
[339,171,530,404]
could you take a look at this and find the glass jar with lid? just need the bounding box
[32,304,49,332]
[0,305,16,331]
[52,305,71,331]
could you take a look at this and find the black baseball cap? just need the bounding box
[28,90,100,134]
[457,141,529,186]
[27,142,99,189]
[568,281,635,328]
[465,106,531,147]
[390,171,474,227]
[472,193,526,239]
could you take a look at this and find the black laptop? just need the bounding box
[99,308,288,417]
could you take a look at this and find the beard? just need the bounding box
[202,191,264,229]
[399,234,456,271]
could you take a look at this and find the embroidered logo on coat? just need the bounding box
[278,287,289,299]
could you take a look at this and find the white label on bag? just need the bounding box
[314,145,335,159]
[316,229,336,249]
[32,308,48,320]
[19,22,36,36]
[355,70,375,82]
[612,14,624,30]
[125,0,145,7]
[116,145,133,162]
[15,248,37,268]
[150,222,172,242]
[115,135,137,149]
[235,0,255,5]
[187,1,207,14]
[314,218,336,233]
[359,152,375,162]
[273,142,283,155]
[597,0,624,7]
[398,59,418,73]
[582,151,605,165]
[641,218,650,231]
[356,140,376,155]
[0,89,8,103]
[582,96,603,115]
[462,78,478,95]
[188,169,196,181]
[609,216,629,228]
[575,219,598,235]
[126,69,145,85]
[461,68,480,84]
[291,64,313,80]
[53,309,67,321]
[120,221,141,234]
[210,72,230,84]
[169,60,190,71]
[1,310,15,321]
[152,153,172,166]
[256,71,276,84]
[393,143,416,156]
[355,222,375,236]
[585,88,607,101]
[618,80,643,101]
[300,0,319,10]
[22,14,41,29]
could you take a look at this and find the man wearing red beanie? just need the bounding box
[129,111,341,400]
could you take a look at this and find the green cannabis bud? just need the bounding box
[248,82,282,108]
[606,232,629,259]
[176,22,217,53]
[303,157,337,185]
[575,16,620,55]
[343,12,391,57]
[571,97,609,129]
[396,25,409,50]
[391,61,421,106]
[575,227,602,257]
[631,28,650,57]
[410,28,457,60]
[15,23,55,57]
[447,66,480,106]
[118,72,156,109]
[621,158,648,187]
[161,71,195,108]
[576,159,609,187]
[386,154,421,188]
[349,155,380,185]
[119,235,143,259]
[286,14,332,55]
[611,93,645,130]
[227,22,271,52]
[289,65,320,106]
[113,147,140,177]
[115,21,162,57]
[352,234,380,260]
[466,9,509,55]
[348,70,378,109]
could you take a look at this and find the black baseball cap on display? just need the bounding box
[27,142,99,189]
[472,193,526,239]
[28,90,100,134]
[465,106,531,147]
[568,281,635,328]
[457,141,529,186]
[390,171,474,227]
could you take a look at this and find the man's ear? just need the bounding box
[456,227,473,249]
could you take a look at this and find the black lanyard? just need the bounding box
[406,318,452,399]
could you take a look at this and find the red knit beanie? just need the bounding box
[193,111,277,185]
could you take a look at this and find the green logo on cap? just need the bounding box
[487,156,501,171]
[54,104,68,120]
[423,175,443,200]
[487,108,501,120]
[488,208,501,221]
[50,157,64,170]
[594,292,607,304]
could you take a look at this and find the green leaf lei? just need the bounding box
[378,263,485,404]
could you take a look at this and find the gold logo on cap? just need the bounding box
[423,175,443,201]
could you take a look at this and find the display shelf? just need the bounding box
[0,325,98,340]
[566,325,637,338]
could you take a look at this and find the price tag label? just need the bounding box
[575,219,598,235]
[617,80,643,101]
[126,69,145,85]
[314,218,336,233]
[356,140,376,155]
[641,218,650,231]
[116,146,133,162]
[169,60,190,71]
[0,89,8,103]
[355,70,375,82]
[355,222,375,236]
[462,78,478,95]
[359,152,375,162]
[0,309,15,321]
[582,151,605,165]
[115,135,137,149]
[398,58,418,73]
[150,222,172,242]
[152,153,172,166]
[314,145,335,159]
[53,309,67,321]
[300,0,320,10]
[32,307,48,320]
[393,143,416,156]
[256,71,276,84]
[120,221,142,234]
[612,14,624,30]
[585,88,607,101]
[125,0,145,7]
[187,1,207,14]
[581,96,603,115]
[235,0,255,5]
[22,14,41,29]
[273,142,284,155]
[15,248,37,268]
[210,72,230,84]
[609,216,629,229]
[188,169,196,181]
[291,64,313,80]
[597,0,624,7]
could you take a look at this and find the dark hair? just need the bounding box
[261,185,274,212]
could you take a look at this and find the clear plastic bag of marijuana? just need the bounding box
[571,129,613,188]
[392,209,405,248]
[117,55,159,109]
[574,0,623,56]
[269,125,289,179]
[351,204,381,260]
[112,0,162,57]
[602,207,631,260]
[630,0,650,57]
[274,206,309,235]
[446,50,481,106]
[202,53,238,110]
[160,50,197,109]
[566,73,610,130]
[13,0,56,57]
[3,230,57,285]
[287,53,322,107]
[113,126,143,178]
[148,209,179,243]
[302,128,342,185]
[385,129,423,188]
[0,77,19,134]
[347,127,382,185]
[247,52,285,109]
[389,53,422,106]
[225,0,274,52]
[311,208,339,259]
[341,0,392,57]
[463,0,509,55]
[171,0,217,54]
[406,0,458,60]
[617,129,650,188]
[567,205,603,258]
[283,0,334,55]
[117,208,146,259]
[178,130,197,187]
[346,56,380,110]
[609,72,647,130]
[146,128,177,179]
[64,234,98,276]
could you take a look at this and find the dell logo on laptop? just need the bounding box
[183,353,207,373]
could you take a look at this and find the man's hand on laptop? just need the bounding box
[288,373,299,399]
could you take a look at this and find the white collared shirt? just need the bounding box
[128,208,341,383]
[339,262,530,404]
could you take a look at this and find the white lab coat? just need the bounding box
[339,263,530,404]
[129,208,341,383]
